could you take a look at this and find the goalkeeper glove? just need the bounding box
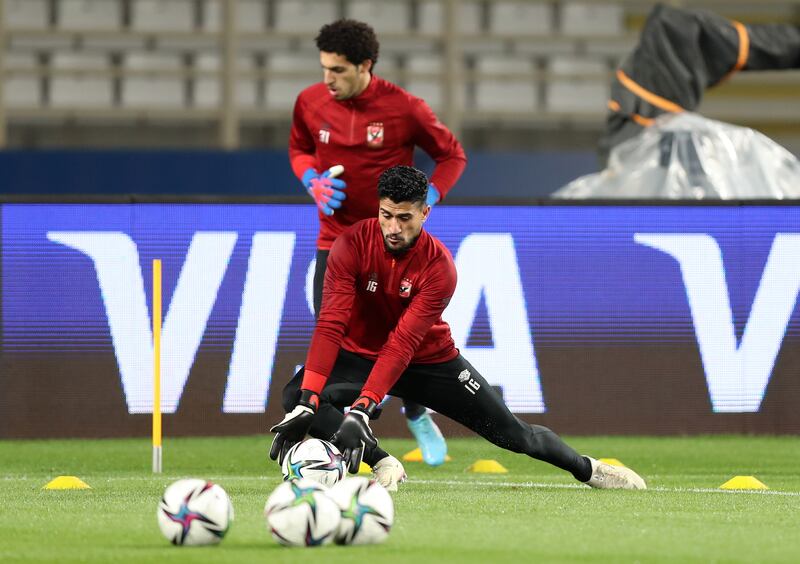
[426,183,440,207]
[332,396,379,474]
[303,165,346,216]
[269,389,319,464]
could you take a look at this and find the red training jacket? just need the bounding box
[289,75,467,250]
[302,219,459,404]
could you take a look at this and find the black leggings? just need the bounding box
[283,349,591,481]
[313,249,426,420]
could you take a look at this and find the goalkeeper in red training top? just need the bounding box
[269,165,647,492]
[288,19,466,467]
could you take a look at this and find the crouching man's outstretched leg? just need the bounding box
[391,355,646,490]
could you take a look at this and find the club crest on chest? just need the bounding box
[399,278,412,298]
[366,122,384,148]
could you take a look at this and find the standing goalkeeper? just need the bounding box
[289,19,466,467]
[270,166,646,492]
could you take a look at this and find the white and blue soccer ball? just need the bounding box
[157,478,234,546]
[327,477,394,545]
[281,438,345,488]
[264,478,341,547]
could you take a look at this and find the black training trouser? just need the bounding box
[282,349,590,480]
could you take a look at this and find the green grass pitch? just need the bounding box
[1,435,799,563]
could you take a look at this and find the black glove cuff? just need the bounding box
[350,396,378,418]
[298,389,320,411]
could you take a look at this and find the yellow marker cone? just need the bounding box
[599,458,626,467]
[402,448,452,463]
[466,459,508,474]
[358,461,372,475]
[43,476,91,490]
[719,476,768,490]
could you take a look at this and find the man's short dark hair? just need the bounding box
[378,166,429,206]
[316,19,379,68]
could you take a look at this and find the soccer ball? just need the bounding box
[157,479,234,546]
[327,477,394,545]
[264,478,341,547]
[281,438,345,487]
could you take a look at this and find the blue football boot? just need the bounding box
[406,411,447,466]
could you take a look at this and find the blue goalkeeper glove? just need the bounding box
[426,183,440,207]
[331,396,379,474]
[303,166,346,216]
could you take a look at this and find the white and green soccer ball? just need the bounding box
[264,478,341,547]
[281,438,346,488]
[327,477,394,545]
[157,478,234,546]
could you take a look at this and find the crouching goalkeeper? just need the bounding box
[269,165,646,492]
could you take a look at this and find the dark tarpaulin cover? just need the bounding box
[600,3,800,161]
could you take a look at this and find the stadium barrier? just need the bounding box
[0,149,597,199]
[2,199,799,438]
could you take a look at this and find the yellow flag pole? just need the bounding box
[152,259,162,474]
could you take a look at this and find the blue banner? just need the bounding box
[3,204,800,421]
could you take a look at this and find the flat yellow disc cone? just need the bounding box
[466,459,508,474]
[599,458,626,467]
[402,448,452,463]
[43,476,91,490]
[358,461,372,475]
[719,476,768,490]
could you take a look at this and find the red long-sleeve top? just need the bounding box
[302,219,459,404]
[289,75,467,250]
